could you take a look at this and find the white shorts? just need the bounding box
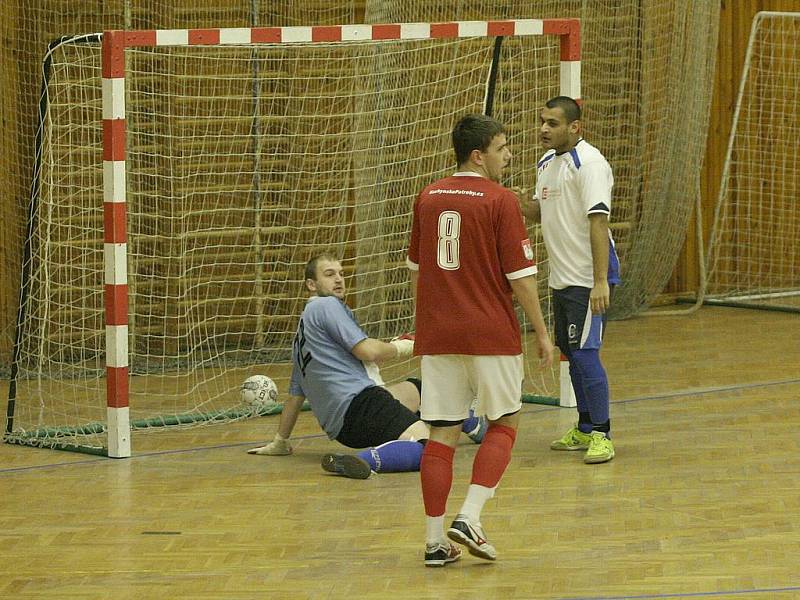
[419,354,523,422]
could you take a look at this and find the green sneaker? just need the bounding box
[550,426,592,451]
[584,431,615,464]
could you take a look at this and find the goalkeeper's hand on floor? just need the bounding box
[247,432,292,455]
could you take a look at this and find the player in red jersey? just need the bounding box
[407,113,555,567]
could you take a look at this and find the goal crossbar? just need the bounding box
[98,19,581,457]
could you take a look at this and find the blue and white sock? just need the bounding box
[462,410,480,435]
[356,440,424,473]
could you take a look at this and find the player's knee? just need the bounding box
[400,420,429,442]
[488,410,520,431]
[406,377,422,397]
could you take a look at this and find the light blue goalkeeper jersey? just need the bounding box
[289,296,376,439]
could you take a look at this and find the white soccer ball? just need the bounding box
[240,375,279,413]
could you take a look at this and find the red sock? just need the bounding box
[471,424,517,488]
[420,440,455,517]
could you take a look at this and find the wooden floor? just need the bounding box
[1,306,799,599]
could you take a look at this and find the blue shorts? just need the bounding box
[552,286,608,354]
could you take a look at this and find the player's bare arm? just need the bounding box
[588,213,611,314]
[508,275,555,368]
[277,395,305,439]
[352,336,414,363]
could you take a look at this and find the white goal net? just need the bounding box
[704,11,800,312]
[7,21,569,454]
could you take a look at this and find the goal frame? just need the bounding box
[700,11,800,313]
[97,18,581,457]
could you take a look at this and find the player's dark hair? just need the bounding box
[452,113,506,167]
[545,96,581,123]
[304,252,340,282]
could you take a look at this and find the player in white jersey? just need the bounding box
[518,96,620,464]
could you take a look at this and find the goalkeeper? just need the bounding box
[247,253,487,479]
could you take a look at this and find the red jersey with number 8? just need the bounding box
[407,172,537,355]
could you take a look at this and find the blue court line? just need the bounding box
[523,377,800,416]
[0,432,330,474]
[2,377,798,476]
[611,377,800,406]
[558,585,800,599]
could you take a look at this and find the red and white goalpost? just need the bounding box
[7,19,581,457]
[102,20,581,457]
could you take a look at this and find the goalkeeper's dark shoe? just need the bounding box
[321,453,372,479]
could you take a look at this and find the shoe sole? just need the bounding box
[550,443,590,451]
[584,452,615,464]
[447,527,497,561]
[424,552,461,567]
[424,559,457,567]
[321,454,371,479]
[424,560,446,567]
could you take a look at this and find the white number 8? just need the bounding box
[437,211,461,270]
